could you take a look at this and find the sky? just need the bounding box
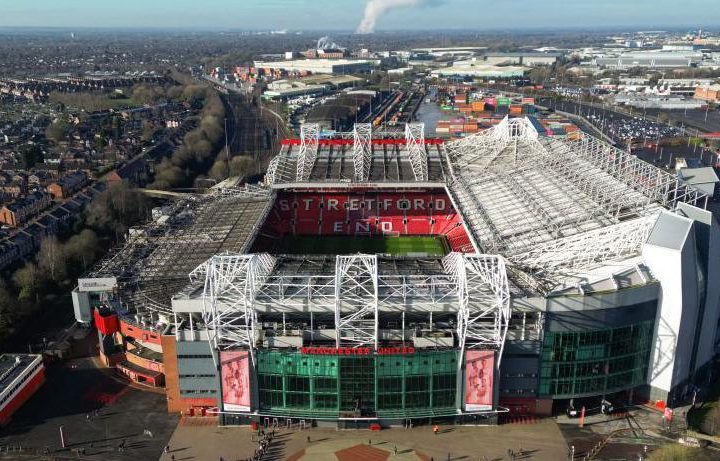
[0,0,718,31]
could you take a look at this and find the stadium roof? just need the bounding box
[266,123,446,185]
[91,186,273,315]
[88,117,708,322]
[443,117,706,292]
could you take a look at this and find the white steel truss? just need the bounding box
[546,136,708,210]
[193,253,276,365]
[509,213,658,275]
[334,255,379,349]
[185,252,508,364]
[264,155,281,185]
[443,253,511,366]
[352,123,373,182]
[444,117,708,280]
[405,123,428,181]
[444,116,541,172]
[296,123,320,181]
[211,184,272,200]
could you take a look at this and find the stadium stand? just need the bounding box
[259,191,472,252]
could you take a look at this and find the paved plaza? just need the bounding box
[160,421,569,461]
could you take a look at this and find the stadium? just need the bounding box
[72,117,720,426]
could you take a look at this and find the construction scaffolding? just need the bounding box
[264,124,445,185]
[334,254,378,349]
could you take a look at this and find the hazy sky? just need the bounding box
[0,0,718,30]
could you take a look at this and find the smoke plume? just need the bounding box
[356,0,421,34]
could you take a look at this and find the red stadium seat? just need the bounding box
[259,191,473,252]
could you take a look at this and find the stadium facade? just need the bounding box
[72,117,720,425]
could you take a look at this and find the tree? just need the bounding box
[229,155,256,179]
[85,182,151,236]
[0,282,17,341]
[46,119,70,142]
[64,229,101,272]
[38,236,68,283]
[20,144,44,169]
[13,262,42,302]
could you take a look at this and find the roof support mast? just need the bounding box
[352,123,373,182]
[405,123,428,181]
[334,254,379,349]
[296,123,320,181]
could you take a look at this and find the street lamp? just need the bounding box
[59,425,66,448]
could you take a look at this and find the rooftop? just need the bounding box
[266,124,445,185]
[89,118,709,324]
[678,167,720,186]
[90,186,273,315]
[0,354,42,393]
[443,117,706,292]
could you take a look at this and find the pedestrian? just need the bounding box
[307,435,311,443]
[369,439,372,445]
[433,424,439,435]
[394,445,398,455]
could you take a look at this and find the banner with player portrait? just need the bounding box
[464,350,494,411]
[220,350,251,412]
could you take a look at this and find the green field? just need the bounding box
[278,236,448,256]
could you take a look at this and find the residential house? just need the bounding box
[47,170,88,199]
[0,191,52,227]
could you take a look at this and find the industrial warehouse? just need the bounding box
[72,117,719,427]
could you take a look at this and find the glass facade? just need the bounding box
[256,350,458,418]
[539,320,654,398]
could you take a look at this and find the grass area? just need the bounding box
[278,235,448,256]
[49,92,144,112]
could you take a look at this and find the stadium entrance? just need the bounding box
[247,350,459,421]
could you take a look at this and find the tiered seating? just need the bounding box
[260,190,474,252]
[446,224,474,252]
